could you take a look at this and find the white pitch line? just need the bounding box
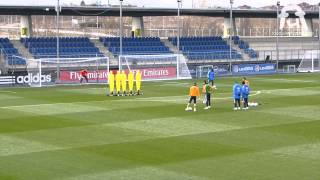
[0,91,262,109]
[0,91,17,94]
[118,91,262,103]
[250,77,317,83]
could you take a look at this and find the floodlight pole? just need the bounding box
[276,1,280,72]
[229,0,233,72]
[56,0,61,83]
[119,0,123,70]
[177,0,181,53]
[177,0,182,79]
[229,0,233,60]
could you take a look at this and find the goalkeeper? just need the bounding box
[108,71,115,96]
[80,68,88,84]
[115,70,121,96]
[128,70,134,95]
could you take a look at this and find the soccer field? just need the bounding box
[0,73,320,180]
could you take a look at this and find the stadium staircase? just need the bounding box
[11,40,32,59]
[21,37,105,59]
[0,38,26,68]
[232,36,258,60]
[91,39,118,65]
[228,39,251,61]
[161,39,181,54]
[168,36,242,61]
[99,37,172,57]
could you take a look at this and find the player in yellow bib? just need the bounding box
[128,70,134,95]
[121,70,127,96]
[115,70,121,96]
[135,70,142,95]
[108,71,115,96]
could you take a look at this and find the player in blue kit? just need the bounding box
[233,82,242,110]
[241,81,250,110]
[207,68,215,86]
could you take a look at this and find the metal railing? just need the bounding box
[1,26,319,38]
[255,49,313,61]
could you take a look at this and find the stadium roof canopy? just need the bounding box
[0,5,318,18]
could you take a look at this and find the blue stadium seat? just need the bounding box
[100,37,172,56]
[21,37,105,59]
[0,38,26,65]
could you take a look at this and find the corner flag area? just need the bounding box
[0,73,320,179]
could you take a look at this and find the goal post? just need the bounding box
[118,54,192,81]
[297,50,320,73]
[196,65,213,79]
[26,56,109,87]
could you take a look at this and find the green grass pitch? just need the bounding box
[0,73,320,180]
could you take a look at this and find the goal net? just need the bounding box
[119,54,191,81]
[297,50,320,73]
[26,57,109,87]
[196,65,213,78]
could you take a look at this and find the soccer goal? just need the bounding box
[26,56,109,87]
[297,50,320,73]
[119,54,191,81]
[196,65,213,79]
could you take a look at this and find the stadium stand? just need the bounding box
[168,36,242,61]
[0,38,26,65]
[232,36,258,59]
[99,37,172,56]
[20,37,104,59]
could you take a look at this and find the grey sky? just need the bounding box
[0,0,319,8]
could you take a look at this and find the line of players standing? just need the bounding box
[233,77,250,110]
[186,68,216,112]
[186,68,251,112]
[108,70,142,96]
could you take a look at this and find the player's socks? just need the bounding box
[185,103,191,111]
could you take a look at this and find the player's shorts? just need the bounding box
[206,93,211,101]
[234,98,240,103]
[189,96,197,104]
